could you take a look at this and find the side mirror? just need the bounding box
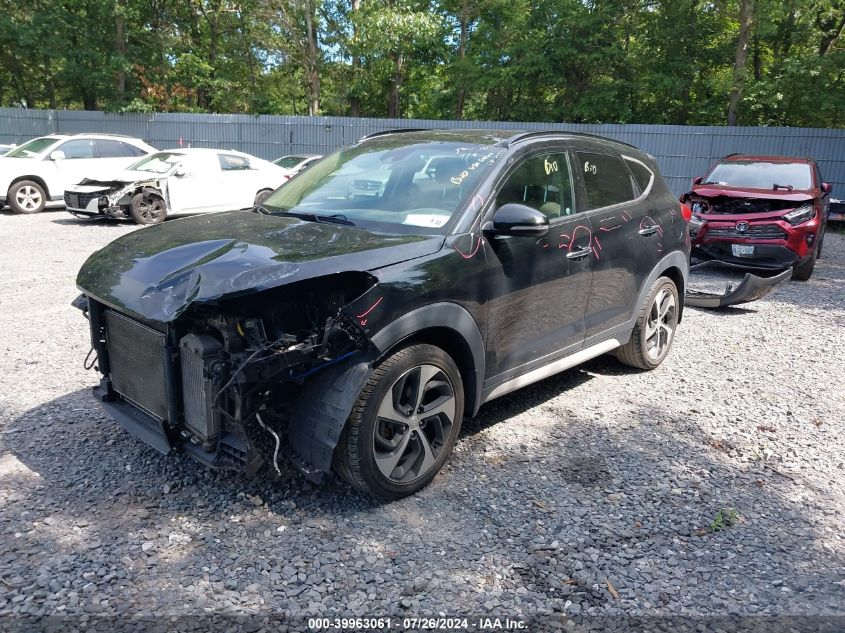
[692,176,703,185]
[486,203,549,237]
[49,150,65,161]
[821,182,832,193]
[173,166,186,177]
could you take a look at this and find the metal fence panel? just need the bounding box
[0,108,842,197]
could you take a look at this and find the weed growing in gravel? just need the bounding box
[711,508,739,532]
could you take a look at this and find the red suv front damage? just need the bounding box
[682,155,831,280]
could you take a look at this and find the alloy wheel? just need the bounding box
[138,198,165,222]
[373,364,456,484]
[15,185,42,212]
[644,287,676,361]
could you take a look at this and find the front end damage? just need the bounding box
[683,192,820,270]
[65,177,166,219]
[75,271,377,477]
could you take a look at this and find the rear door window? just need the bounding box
[96,139,146,158]
[576,152,637,210]
[57,139,95,160]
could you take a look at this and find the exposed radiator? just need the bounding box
[104,310,169,420]
[179,333,223,443]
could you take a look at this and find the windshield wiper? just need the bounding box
[279,211,356,226]
[772,183,794,191]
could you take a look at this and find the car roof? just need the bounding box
[32,133,147,143]
[719,154,814,165]
[358,128,640,152]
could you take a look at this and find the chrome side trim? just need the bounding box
[484,338,621,402]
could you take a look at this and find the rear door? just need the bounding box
[483,146,594,381]
[217,153,260,209]
[572,148,663,340]
[94,139,148,171]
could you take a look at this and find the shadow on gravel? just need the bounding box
[50,217,121,227]
[2,375,843,618]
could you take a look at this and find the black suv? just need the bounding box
[75,129,690,499]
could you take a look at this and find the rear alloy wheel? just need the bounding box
[335,344,464,499]
[617,276,679,370]
[129,192,167,225]
[9,180,46,214]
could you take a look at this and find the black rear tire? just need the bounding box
[616,276,679,370]
[334,344,464,499]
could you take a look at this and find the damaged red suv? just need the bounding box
[682,154,831,280]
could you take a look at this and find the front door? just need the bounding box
[166,154,222,214]
[483,149,594,381]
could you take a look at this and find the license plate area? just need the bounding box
[68,194,79,208]
[731,244,755,257]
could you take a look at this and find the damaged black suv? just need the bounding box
[75,129,690,499]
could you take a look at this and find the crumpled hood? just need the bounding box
[77,211,442,322]
[74,169,162,189]
[691,185,816,202]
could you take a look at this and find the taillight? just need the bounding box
[680,203,692,222]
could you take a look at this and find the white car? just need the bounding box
[64,148,291,224]
[0,134,156,214]
[272,154,322,175]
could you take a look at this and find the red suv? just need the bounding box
[682,154,831,280]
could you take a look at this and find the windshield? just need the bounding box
[129,152,185,174]
[274,156,305,169]
[262,140,505,233]
[6,137,60,159]
[705,161,813,190]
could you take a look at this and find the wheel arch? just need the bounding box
[660,264,686,322]
[9,175,51,199]
[286,302,485,480]
[369,302,484,417]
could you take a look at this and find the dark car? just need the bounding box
[74,129,690,499]
[682,154,831,280]
[829,198,844,223]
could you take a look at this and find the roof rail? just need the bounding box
[72,132,135,139]
[502,130,639,150]
[724,152,744,158]
[358,128,429,142]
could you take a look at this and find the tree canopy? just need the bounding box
[1,0,843,126]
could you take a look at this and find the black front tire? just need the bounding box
[791,251,816,281]
[8,180,47,214]
[254,189,273,205]
[334,344,464,500]
[129,192,167,225]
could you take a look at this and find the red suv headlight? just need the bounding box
[782,204,815,226]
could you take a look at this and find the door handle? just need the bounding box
[638,225,658,237]
[566,246,592,261]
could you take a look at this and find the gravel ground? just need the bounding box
[0,210,843,632]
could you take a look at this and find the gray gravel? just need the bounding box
[0,210,843,630]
